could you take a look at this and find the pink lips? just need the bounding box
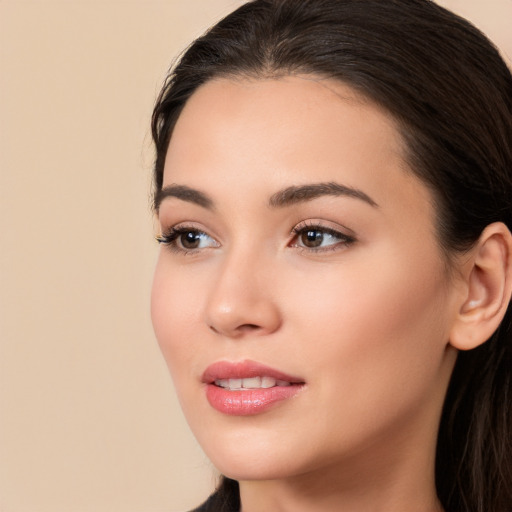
[202,360,305,416]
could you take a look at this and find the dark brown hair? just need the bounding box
[151,1,512,511]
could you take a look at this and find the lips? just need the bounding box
[202,360,305,416]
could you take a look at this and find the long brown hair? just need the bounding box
[152,1,512,510]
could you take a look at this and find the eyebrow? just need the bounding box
[154,185,214,211]
[269,182,378,208]
[154,181,378,212]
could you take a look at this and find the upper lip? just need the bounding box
[202,360,304,384]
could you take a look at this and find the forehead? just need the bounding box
[164,75,407,181]
[161,75,442,264]
[171,75,402,141]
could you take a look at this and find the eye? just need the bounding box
[156,226,219,252]
[291,223,356,251]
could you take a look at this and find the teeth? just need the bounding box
[214,376,290,390]
[242,377,262,389]
[230,378,242,389]
[261,376,276,388]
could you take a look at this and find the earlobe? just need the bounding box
[449,222,512,351]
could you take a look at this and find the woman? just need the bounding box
[150,1,512,511]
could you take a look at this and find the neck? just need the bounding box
[238,402,445,512]
[239,452,443,512]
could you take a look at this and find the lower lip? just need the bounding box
[205,383,303,416]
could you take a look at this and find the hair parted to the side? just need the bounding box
[152,1,512,511]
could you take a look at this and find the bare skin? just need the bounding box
[151,76,511,511]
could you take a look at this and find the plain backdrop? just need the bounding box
[0,1,511,511]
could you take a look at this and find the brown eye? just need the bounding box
[180,230,202,249]
[301,229,324,248]
[292,225,356,251]
[156,227,219,252]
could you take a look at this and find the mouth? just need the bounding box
[202,360,305,416]
[214,376,293,390]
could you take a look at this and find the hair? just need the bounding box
[151,1,512,511]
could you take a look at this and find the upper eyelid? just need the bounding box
[161,225,216,241]
[157,220,356,245]
[291,226,355,241]
[160,221,211,235]
[291,219,355,236]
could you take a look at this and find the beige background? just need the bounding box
[0,1,510,511]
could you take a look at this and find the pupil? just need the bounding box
[182,231,200,249]
[302,230,323,247]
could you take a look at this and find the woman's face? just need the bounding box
[151,77,460,481]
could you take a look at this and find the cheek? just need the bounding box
[268,253,453,463]
[150,257,203,380]
[284,246,451,395]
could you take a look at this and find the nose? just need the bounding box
[204,252,282,339]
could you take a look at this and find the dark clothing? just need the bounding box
[191,478,240,512]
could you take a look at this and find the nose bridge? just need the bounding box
[204,242,281,338]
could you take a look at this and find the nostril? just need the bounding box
[239,324,261,332]
[209,323,260,335]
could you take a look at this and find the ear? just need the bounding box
[449,222,512,351]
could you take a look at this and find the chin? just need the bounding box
[214,457,300,482]
[193,427,307,482]
[211,446,335,484]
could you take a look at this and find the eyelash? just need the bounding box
[155,226,217,254]
[290,222,356,252]
[156,223,356,254]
